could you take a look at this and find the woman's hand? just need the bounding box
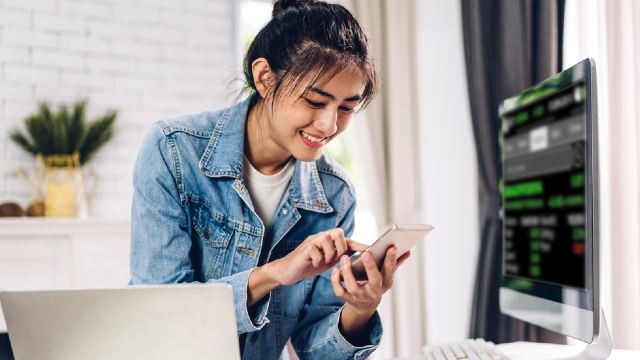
[270,228,368,286]
[330,246,411,342]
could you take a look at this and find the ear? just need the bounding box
[251,58,276,98]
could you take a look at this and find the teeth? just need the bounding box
[301,131,324,143]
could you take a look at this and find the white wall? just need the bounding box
[0,0,236,219]
[418,0,480,344]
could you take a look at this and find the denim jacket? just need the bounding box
[130,98,382,359]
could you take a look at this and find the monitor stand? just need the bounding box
[562,310,612,360]
[497,311,613,360]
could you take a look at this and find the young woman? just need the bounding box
[130,1,409,358]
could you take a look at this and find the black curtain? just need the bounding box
[461,0,567,343]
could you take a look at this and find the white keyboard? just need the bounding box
[422,338,510,360]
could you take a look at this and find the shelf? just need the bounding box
[0,217,130,237]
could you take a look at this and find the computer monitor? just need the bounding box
[499,58,607,347]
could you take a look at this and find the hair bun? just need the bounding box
[272,0,320,17]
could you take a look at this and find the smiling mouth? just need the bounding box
[298,131,330,149]
[299,131,328,143]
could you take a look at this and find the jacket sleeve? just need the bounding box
[129,124,270,334]
[291,190,383,360]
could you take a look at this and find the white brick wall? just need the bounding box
[0,0,238,219]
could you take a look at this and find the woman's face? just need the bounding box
[268,68,365,162]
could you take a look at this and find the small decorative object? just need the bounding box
[26,201,45,217]
[9,99,117,218]
[0,202,25,217]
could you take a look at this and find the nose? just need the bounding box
[313,107,338,136]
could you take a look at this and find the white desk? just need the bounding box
[390,341,640,359]
[497,342,640,359]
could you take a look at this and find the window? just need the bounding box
[234,0,272,70]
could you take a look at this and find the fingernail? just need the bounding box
[363,253,370,262]
[341,256,348,265]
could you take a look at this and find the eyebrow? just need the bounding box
[309,87,362,102]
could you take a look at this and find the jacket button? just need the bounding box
[204,227,211,239]
[282,209,288,215]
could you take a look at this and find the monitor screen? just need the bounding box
[502,80,587,289]
[499,58,599,343]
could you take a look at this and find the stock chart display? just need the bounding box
[502,82,587,289]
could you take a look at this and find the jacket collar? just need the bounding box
[199,98,333,214]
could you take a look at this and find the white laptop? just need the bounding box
[0,284,240,360]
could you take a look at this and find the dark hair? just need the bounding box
[243,0,377,110]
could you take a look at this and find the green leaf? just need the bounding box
[8,130,37,155]
[53,103,70,154]
[25,103,55,155]
[68,99,87,153]
[79,109,117,165]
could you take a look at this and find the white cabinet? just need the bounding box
[0,218,130,331]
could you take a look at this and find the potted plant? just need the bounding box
[9,99,117,218]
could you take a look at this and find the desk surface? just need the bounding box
[390,341,640,359]
[497,342,639,359]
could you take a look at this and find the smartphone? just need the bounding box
[349,224,434,281]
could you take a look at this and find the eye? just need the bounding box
[304,98,325,109]
[339,106,355,113]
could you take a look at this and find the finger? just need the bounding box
[334,237,347,258]
[331,230,348,258]
[382,246,398,289]
[396,250,411,267]
[309,245,323,267]
[331,267,353,302]
[328,227,345,241]
[362,252,382,291]
[340,255,360,294]
[346,239,369,253]
[318,235,336,264]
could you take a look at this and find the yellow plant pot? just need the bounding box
[42,154,88,218]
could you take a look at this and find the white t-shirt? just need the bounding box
[242,155,296,230]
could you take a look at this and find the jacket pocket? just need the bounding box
[191,202,234,279]
[193,216,233,248]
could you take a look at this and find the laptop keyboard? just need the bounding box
[422,338,510,360]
